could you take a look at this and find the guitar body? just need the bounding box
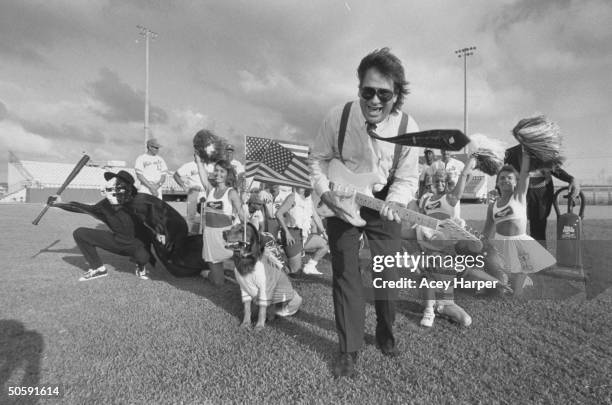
[315,159,381,227]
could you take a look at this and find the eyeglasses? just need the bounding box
[149,146,159,150]
[359,87,395,103]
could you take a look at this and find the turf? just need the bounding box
[1,204,611,404]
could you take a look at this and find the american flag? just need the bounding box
[245,136,311,188]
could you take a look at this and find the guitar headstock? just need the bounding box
[437,218,483,251]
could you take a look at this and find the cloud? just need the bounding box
[0,43,48,66]
[87,68,168,124]
[19,120,105,144]
[0,101,7,121]
[0,1,107,65]
[0,120,59,157]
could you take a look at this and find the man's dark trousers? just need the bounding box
[326,207,401,353]
[527,182,554,248]
[73,227,150,269]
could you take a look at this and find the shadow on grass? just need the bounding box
[61,251,141,276]
[154,269,342,371]
[0,320,43,405]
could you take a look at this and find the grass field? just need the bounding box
[1,203,611,404]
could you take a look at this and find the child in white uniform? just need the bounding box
[417,159,475,328]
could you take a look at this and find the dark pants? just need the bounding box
[527,182,554,248]
[326,208,401,353]
[266,218,281,240]
[73,227,150,269]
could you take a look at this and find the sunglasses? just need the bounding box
[103,187,126,193]
[359,87,395,103]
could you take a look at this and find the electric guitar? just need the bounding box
[316,159,483,251]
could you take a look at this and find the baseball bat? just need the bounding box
[32,154,91,225]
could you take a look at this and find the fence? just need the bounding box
[556,185,612,205]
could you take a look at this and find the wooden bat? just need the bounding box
[32,154,91,225]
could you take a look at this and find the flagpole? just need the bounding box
[243,133,248,243]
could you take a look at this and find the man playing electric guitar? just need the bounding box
[309,48,421,378]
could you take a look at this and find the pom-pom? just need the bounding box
[193,129,227,163]
[512,115,565,168]
[467,133,506,175]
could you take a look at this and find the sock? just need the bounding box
[423,299,435,313]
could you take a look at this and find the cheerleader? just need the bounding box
[417,156,478,327]
[195,156,246,286]
[482,147,556,296]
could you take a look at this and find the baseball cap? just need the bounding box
[147,138,161,148]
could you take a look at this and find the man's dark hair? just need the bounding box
[357,47,410,113]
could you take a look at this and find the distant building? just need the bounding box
[3,152,185,203]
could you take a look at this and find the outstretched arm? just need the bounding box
[276,193,296,246]
[515,148,530,203]
[194,153,213,194]
[482,203,495,240]
[447,156,476,206]
[47,195,106,222]
[228,189,246,224]
[552,166,579,198]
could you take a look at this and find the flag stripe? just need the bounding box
[278,142,309,158]
[254,164,310,187]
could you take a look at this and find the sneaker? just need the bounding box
[79,267,107,281]
[420,308,435,327]
[302,260,323,275]
[200,270,211,279]
[135,265,149,280]
[276,294,303,317]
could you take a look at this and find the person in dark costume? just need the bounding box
[47,170,197,280]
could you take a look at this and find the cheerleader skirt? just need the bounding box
[492,233,555,274]
[202,226,233,264]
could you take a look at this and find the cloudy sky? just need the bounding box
[1,0,611,185]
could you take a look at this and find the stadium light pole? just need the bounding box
[137,25,158,151]
[455,46,476,153]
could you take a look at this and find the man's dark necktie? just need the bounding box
[366,122,385,140]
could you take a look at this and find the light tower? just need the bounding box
[137,25,158,151]
[454,46,477,144]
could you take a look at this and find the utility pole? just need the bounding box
[137,25,158,152]
[455,46,477,151]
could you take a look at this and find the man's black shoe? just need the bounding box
[333,352,358,378]
[377,339,399,357]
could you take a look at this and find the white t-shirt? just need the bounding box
[234,261,282,305]
[135,153,168,184]
[176,161,206,192]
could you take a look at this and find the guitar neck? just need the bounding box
[354,193,439,229]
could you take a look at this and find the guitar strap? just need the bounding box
[338,101,408,197]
